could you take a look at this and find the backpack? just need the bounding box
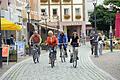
[32,34,40,43]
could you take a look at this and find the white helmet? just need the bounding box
[48,30,53,34]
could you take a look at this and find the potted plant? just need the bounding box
[23,18,27,22]
[64,15,70,19]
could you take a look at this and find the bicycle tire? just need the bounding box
[73,59,77,68]
[50,53,55,68]
[61,50,66,63]
[73,51,77,68]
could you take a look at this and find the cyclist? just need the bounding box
[69,31,80,63]
[45,30,58,64]
[29,31,42,63]
[58,30,68,57]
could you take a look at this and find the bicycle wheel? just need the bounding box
[51,53,55,68]
[73,52,77,68]
[61,50,66,63]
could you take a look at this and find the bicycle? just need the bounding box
[72,47,78,68]
[31,44,40,64]
[59,43,67,63]
[49,46,56,68]
[70,43,79,68]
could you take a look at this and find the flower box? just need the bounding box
[63,0,71,2]
[64,15,70,19]
[75,15,81,19]
[41,0,48,3]
[52,0,59,2]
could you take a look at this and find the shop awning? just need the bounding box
[1,18,22,30]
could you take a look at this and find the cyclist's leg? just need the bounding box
[70,46,74,63]
[76,48,79,60]
[64,46,68,57]
[59,45,62,57]
[91,44,94,55]
[54,47,57,60]
[38,45,41,56]
[48,47,51,64]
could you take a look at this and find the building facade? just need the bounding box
[40,0,92,40]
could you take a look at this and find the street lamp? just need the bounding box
[25,3,31,55]
[109,3,113,52]
[92,0,98,57]
[0,1,2,68]
[93,0,97,33]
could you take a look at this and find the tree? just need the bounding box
[104,0,120,7]
[89,0,120,33]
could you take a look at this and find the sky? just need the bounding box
[86,0,104,11]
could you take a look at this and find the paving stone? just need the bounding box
[0,45,117,80]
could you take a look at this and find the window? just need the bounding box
[41,9,46,15]
[64,8,69,15]
[53,9,57,16]
[75,8,80,15]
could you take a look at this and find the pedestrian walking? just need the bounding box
[10,34,15,45]
[90,32,95,55]
[98,33,104,56]
[90,31,99,57]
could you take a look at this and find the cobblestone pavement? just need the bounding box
[0,55,30,77]
[0,45,117,80]
[91,51,120,80]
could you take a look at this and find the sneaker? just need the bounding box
[77,57,79,60]
[37,61,39,63]
[70,58,73,63]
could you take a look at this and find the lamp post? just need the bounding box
[92,0,98,57]
[93,0,97,33]
[0,1,2,68]
[109,3,113,52]
[25,3,31,55]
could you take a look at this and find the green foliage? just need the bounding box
[104,0,120,7]
[89,5,115,31]
[89,0,120,33]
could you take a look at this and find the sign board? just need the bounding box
[16,41,25,56]
[2,45,10,65]
[2,45,9,57]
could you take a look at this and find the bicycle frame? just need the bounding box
[32,44,40,64]
[60,44,66,62]
[72,47,78,68]
[49,46,56,68]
